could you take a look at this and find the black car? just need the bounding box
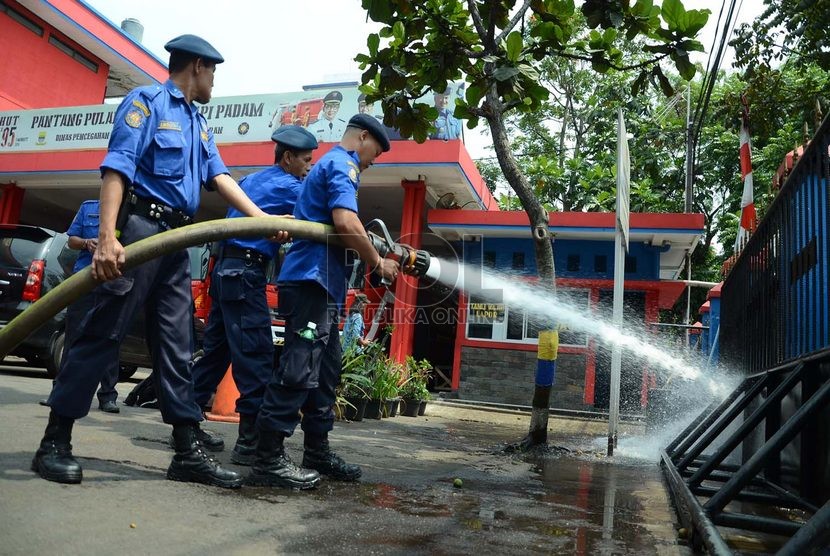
[0,224,206,379]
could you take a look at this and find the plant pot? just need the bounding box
[390,398,400,417]
[343,396,368,422]
[401,398,420,417]
[382,399,395,418]
[418,400,428,416]
[365,399,383,420]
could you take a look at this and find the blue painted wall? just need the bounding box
[459,237,662,280]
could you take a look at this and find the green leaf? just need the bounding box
[655,68,674,96]
[631,0,654,17]
[367,33,380,57]
[683,8,710,35]
[466,84,485,107]
[590,54,610,73]
[675,54,696,80]
[661,0,684,29]
[506,31,523,62]
[393,21,405,42]
[364,0,393,22]
[493,66,520,81]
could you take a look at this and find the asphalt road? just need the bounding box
[0,363,690,555]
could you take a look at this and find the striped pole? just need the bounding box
[734,97,757,253]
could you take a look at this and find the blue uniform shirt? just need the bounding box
[433,109,462,140]
[66,200,100,273]
[100,79,228,216]
[278,145,361,305]
[225,165,302,259]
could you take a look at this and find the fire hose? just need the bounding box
[0,216,431,360]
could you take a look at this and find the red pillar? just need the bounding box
[641,291,660,407]
[389,179,426,363]
[0,183,23,224]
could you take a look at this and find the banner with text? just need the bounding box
[0,84,466,153]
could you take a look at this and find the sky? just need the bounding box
[88,0,769,160]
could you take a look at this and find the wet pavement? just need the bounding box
[0,364,690,555]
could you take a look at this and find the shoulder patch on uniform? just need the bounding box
[131,99,150,116]
[125,109,144,128]
[201,130,209,142]
[348,166,358,183]
[158,120,182,131]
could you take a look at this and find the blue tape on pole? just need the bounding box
[535,359,556,387]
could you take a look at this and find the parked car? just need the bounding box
[0,223,206,380]
[0,224,76,376]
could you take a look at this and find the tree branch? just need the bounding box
[494,0,533,45]
[534,48,672,72]
[467,0,487,42]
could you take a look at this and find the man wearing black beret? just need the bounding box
[32,34,289,489]
[250,114,398,488]
[190,125,318,475]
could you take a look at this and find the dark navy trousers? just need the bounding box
[191,257,273,416]
[61,292,119,404]
[49,214,201,424]
[257,282,342,437]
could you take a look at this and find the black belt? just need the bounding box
[129,194,193,229]
[221,244,268,266]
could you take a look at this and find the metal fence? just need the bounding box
[721,116,830,374]
[660,116,830,554]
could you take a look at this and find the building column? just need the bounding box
[0,184,24,224]
[641,291,660,407]
[390,179,426,364]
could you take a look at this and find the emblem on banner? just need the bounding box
[238,122,249,135]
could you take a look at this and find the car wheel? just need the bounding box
[45,331,65,379]
[118,364,138,381]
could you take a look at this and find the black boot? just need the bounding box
[230,413,258,466]
[167,424,242,489]
[302,434,362,481]
[247,432,320,489]
[31,411,82,484]
[168,422,224,452]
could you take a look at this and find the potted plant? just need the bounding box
[369,359,401,418]
[400,356,432,417]
[336,344,374,421]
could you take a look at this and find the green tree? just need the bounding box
[731,0,830,74]
[357,0,709,449]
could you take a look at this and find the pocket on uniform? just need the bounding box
[99,275,134,296]
[85,276,135,339]
[152,131,185,178]
[240,312,273,353]
[83,213,99,239]
[216,269,244,301]
[275,338,317,388]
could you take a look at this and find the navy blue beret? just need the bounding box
[347,113,390,152]
[164,34,224,64]
[323,90,343,103]
[271,125,318,150]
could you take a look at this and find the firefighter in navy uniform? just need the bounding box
[191,125,318,465]
[32,34,286,488]
[249,114,399,489]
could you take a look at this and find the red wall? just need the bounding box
[0,1,108,109]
